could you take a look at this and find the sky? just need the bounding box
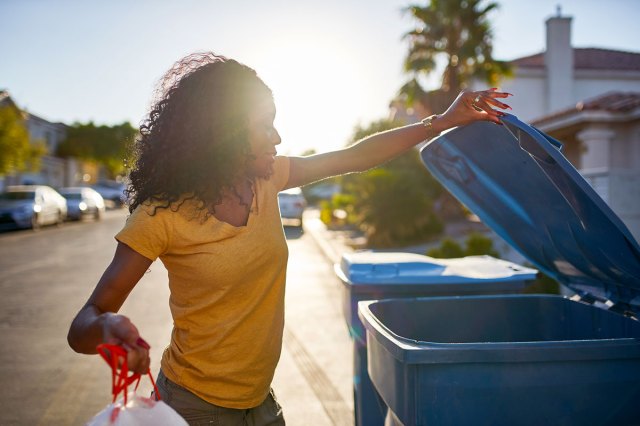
[2,0,639,155]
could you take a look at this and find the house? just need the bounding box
[494,14,640,122]
[19,110,69,188]
[0,90,91,190]
[489,13,640,242]
[530,92,640,243]
[390,10,640,243]
[464,13,640,242]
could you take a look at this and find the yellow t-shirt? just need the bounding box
[115,156,290,409]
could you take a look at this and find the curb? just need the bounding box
[302,209,353,265]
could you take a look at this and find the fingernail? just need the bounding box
[136,337,151,349]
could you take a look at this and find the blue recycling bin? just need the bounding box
[358,114,640,425]
[335,252,537,426]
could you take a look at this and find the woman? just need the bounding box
[67,52,510,425]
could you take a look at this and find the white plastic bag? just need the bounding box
[86,344,187,426]
[86,392,187,426]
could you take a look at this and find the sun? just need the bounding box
[249,35,364,156]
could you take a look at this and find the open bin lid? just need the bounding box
[338,251,537,287]
[420,113,640,314]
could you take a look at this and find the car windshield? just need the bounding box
[61,193,82,199]
[0,191,35,200]
[96,181,124,189]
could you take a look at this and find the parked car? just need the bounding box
[92,180,126,208]
[0,185,67,230]
[58,187,106,221]
[278,187,306,227]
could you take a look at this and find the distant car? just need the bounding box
[278,187,306,227]
[59,187,106,221]
[0,185,67,230]
[92,180,126,208]
[305,183,341,201]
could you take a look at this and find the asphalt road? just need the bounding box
[0,209,354,425]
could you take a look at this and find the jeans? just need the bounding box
[154,369,286,426]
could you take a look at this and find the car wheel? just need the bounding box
[55,211,64,227]
[31,213,40,231]
[94,209,102,221]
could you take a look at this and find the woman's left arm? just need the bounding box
[285,89,511,189]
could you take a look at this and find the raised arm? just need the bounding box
[285,89,510,189]
[67,242,153,373]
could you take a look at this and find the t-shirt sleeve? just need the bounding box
[272,156,291,192]
[115,205,171,261]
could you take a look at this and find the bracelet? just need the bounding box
[420,114,440,139]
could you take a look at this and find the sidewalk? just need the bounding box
[272,209,356,426]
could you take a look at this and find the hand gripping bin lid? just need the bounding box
[358,114,640,426]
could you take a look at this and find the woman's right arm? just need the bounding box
[67,242,153,372]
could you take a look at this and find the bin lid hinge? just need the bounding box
[569,292,601,305]
[571,293,639,320]
[604,300,638,321]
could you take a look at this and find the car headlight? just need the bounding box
[79,202,87,211]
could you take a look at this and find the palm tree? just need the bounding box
[400,0,511,108]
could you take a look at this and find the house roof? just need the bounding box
[576,91,640,113]
[0,90,22,114]
[531,91,640,125]
[512,48,640,71]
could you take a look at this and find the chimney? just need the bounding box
[545,10,573,112]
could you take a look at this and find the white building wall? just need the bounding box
[496,74,547,122]
[573,75,640,102]
[611,124,640,169]
[607,170,640,242]
[26,118,66,153]
[491,70,640,124]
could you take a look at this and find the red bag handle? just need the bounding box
[97,343,161,405]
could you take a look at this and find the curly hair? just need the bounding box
[126,52,273,214]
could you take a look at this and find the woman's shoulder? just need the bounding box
[259,156,290,192]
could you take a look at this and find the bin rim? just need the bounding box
[420,114,640,314]
[357,295,640,364]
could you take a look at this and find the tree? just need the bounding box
[0,104,41,176]
[336,118,445,247]
[401,0,511,107]
[56,122,137,178]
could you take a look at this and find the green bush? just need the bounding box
[339,148,447,248]
[427,233,497,258]
[333,117,455,248]
[348,167,443,247]
[427,238,464,258]
[465,232,499,257]
[319,200,333,225]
